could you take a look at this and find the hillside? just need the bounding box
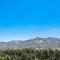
[0,37,60,49]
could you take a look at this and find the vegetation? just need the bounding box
[0,48,60,60]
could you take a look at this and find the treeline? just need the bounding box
[0,48,60,60]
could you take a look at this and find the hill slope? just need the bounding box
[0,37,60,49]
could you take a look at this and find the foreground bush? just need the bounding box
[0,48,60,60]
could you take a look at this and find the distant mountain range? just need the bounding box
[0,37,60,50]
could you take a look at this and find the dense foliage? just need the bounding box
[0,48,60,60]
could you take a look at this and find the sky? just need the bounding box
[0,0,60,41]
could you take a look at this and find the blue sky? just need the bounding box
[0,0,60,41]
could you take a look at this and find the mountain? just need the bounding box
[0,37,60,50]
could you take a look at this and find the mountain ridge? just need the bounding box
[0,37,60,50]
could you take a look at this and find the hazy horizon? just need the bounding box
[1,37,60,42]
[0,0,60,41]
